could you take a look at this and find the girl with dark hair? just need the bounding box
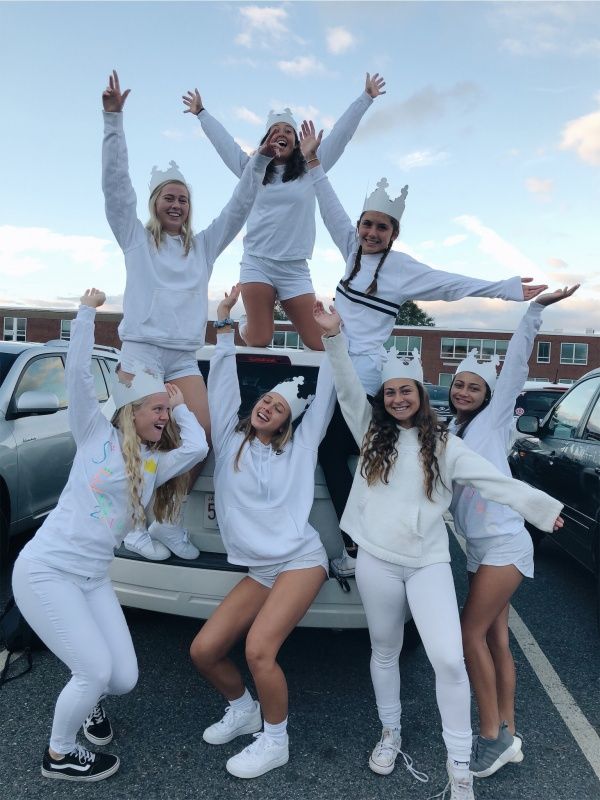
[313,301,563,800]
[299,122,548,578]
[182,73,387,350]
[189,285,336,780]
[448,286,578,779]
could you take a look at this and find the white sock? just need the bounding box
[263,718,288,743]
[449,759,470,778]
[229,688,255,713]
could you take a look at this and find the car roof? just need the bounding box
[519,381,568,392]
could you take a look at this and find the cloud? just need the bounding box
[525,177,554,195]
[235,6,289,49]
[443,234,468,247]
[161,129,185,141]
[277,56,326,77]
[560,99,600,166]
[0,226,113,276]
[233,137,256,156]
[326,27,355,55]
[453,215,539,276]
[547,271,588,285]
[392,149,449,170]
[548,257,569,269]
[234,106,263,126]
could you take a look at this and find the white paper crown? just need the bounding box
[269,375,314,421]
[112,361,167,411]
[265,108,297,133]
[363,178,409,222]
[454,349,500,390]
[381,348,423,385]
[149,161,188,195]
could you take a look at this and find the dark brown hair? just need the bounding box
[340,211,400,296]
[259,129,307,185]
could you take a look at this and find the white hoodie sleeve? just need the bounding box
[154,405,209,486]
[294,358,336,451]
[317,92,373,172]
[207,331,242,455]
[402,257,524,303]
[323,333,373,447]
[196,110,250,178]
[310,166,357,261]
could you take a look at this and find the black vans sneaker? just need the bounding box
[83,702,113,745]
[41,745,119,782]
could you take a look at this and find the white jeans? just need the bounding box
[355,549,472,763]
[12,555,138,754]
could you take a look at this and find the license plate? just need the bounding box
[203,493,219,529]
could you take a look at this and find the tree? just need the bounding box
[395,300,435,327]
[273,300,288,321]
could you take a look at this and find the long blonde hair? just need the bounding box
[146,180,194,256]
[233,404,293,471]
[112,401,188,529]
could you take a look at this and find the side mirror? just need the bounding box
[14,390,60,416]
[516,414,539,435]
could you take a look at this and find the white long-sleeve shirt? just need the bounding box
[207,331,336,566]
[311,166,524,393]
[323,333,563,568]
[450,302,544,541]
[21,304,209,578]
[102,111,270,350]
[197,92,373,261]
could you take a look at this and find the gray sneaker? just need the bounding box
[470,723,521,778]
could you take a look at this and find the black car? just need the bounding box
[509,369,600,625]
[425,384,452,424]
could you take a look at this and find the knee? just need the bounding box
[431,650,469,684]
[109,661,138,696]
[371,646,401,670]
[245,636,274,675]
[245,333,273,348]
[74,658,112,696]
[487,627,510,657]
[461,625,485,658]
[190,634,217,674]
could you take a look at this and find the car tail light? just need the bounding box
[236,354,292,365]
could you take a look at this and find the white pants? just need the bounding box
[12,556,138,754]
[355,549,471,763]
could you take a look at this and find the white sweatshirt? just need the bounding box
[21,305,209,578]
[311,166,524,393]
[197,92,373,261]
[208,331,336,566]
[102,111,271,350]
[449,302,544,541]
[323,333,563,568]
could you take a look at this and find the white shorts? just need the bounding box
[247,545,329,589]
[119,341,202,382]
[466,529,534,578]
[240,255,314,301]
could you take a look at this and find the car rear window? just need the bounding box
[514,390,564,418]
[426,386,449,402]
[0,352,18,386]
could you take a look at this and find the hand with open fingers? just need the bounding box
[102,70,130,112]
[535,284,580,307]
[259,136,282,160]
[217,284,241,318]
[165,383,184,409]
[554,515,564,532]
[299,120,323,161]
[313,300,341,336]
[365,72,386,98]
[80,288,106,308]
[520,278,548,301]
[182,88,203,115]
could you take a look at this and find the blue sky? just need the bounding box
[1,1,599,332]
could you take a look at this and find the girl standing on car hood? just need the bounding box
[12,289,208,783]
[298,122,548,580]
[102,70,275,562]
[314,301,563,800]
[449,286,578,779]
[189,284,335,780]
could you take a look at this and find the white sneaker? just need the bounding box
[369,727,402,775]
[226,732,289,779]
[238,314,249,345]
[511,732,524,763]
[123,530,170,561]
[148,521,199,559]
[330,550,357,579]
[202,701,262,745]
[447,761,475,800]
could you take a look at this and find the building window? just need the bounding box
[384,335,422,355]
[60,320,71,341]
[3,317,27,342]
[271,331,304,350]
[438,373,454,387]
[560,342,588,365]
[440,337,508,361]
[558,378,575,385]
[537,341,550,363]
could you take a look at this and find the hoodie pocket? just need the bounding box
[223,506,302,562]
[141,289,204,341]
[358,497,423,560]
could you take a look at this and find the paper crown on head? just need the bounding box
[363,178,409,223]
[454,349,500,391]
[265,108,298,133]
[149,161,188,195]
[112,361,167,411]
[269,375,314,421]
[381,348,424,385]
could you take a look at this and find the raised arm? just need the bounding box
[154,384,209,486]
[294,358,336,451]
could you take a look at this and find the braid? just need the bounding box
[341,246,363,291]
[365,241,393,296]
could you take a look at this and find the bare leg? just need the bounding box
[245,566,326,723]
[461,565,523,738]
[170,374,210,491]
[240,283,277,347]
[280,293,324,352]
[487,603,516,733]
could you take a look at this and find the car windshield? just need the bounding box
[514,390,564,418]
[0,352,18,387]
[426,386,449,402]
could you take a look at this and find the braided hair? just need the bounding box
[341,212,399,295]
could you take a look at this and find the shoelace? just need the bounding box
[397,749,429,783]
[86,703,105,726]
[69,745,95,766]
[427,773,472,800]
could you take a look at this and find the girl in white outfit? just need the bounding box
[12,289,208,783]
[182,73,386,350]
[102,70,273,560]
[299,122,547,574]
[449,286,578,778]
[313,302,563,800]
[189,284,336,780]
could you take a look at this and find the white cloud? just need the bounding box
[560,100,600,166]
[453,216,539,276]
[234,106,263,126]
[0,226,113,275]
[548,257,569,270]
[234,137,256,156]
[493,3,600,58]
[326,27,355,55]
[277,56,326,77]
[548,271,588,285]
[443,234,468,247]
[161,129,185,141]
[392,149,449,170]
[235,6,289,49]
[525,177,554,195]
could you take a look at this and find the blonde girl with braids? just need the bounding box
[13,289,208,784]
[299,121,549,578]
[313,302,563,800]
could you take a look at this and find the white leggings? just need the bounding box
[12,555,138,754]
[355,549,471,763]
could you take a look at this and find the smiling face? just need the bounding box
[250,392,291,442]
[383,378,421,427]
[450,371,488,418]
[357,211,399,255]
[154,181,190,234]
[265,123,297,164]
[132,393,171,443]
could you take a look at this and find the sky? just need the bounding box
[1,0,599,333]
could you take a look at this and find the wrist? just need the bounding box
[213,317,234,329]
[196,107,205,115]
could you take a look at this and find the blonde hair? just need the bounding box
[233,404,293,471]
[112,401,188,529]
[146,180,194,256]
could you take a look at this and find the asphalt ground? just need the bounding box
[1,532,599,800]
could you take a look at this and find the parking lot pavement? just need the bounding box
[1,534,600,800]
